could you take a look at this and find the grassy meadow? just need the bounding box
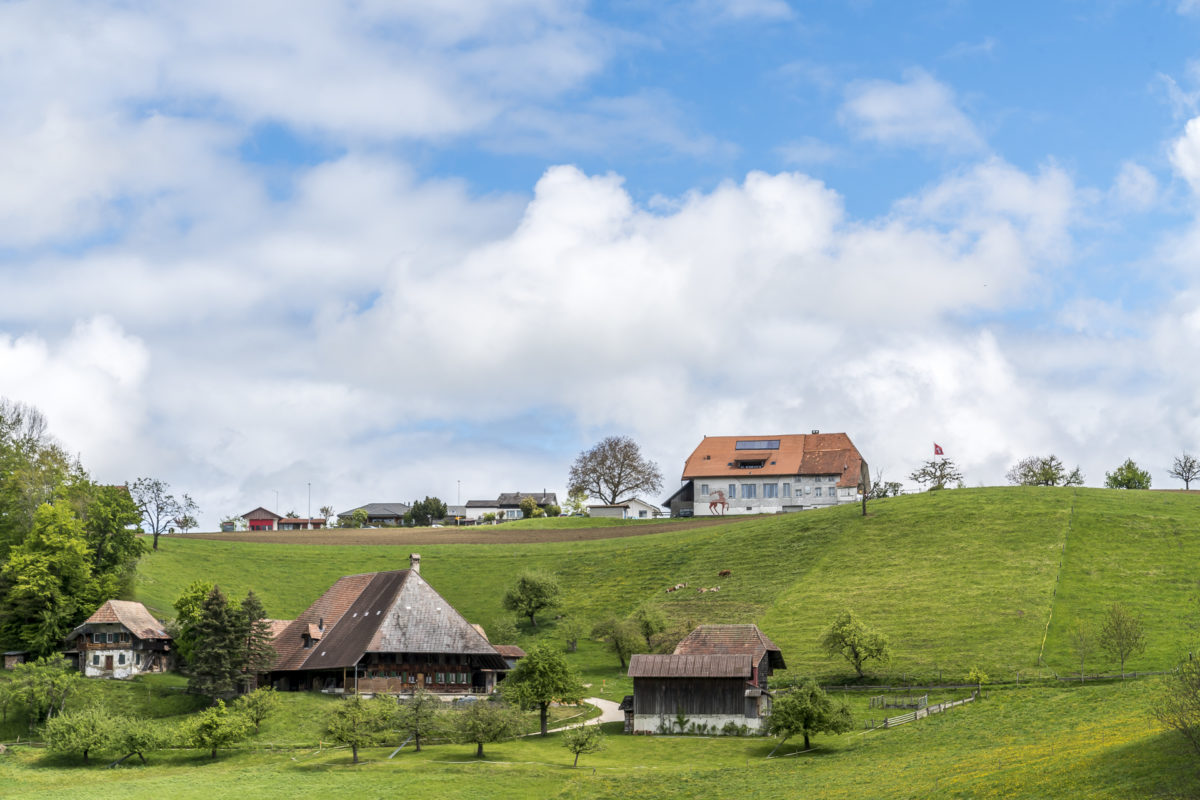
[6,486,1200,797]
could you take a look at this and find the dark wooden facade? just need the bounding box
[632,676,749,717]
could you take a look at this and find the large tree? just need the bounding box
[188,586,242,700]
[591,617,641,669]
[172,580,215,667]
[129,477,195,550]
[501,642,585,736]
[907,459,963,491]
[394,687,442,752]
[1169,453,1200,490]
[766,677,853,753]
[237,591,276,691]
[0,398,80,560]
[1104,459,1152,490]
[820,610,891,678]
[568,435,663,505]
[406,497,447,527]
[0,502,101,655]
[43,705,116,764]
[1006,455,1084,487]
[502,570,561,628]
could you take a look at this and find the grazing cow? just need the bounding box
[718,570,731,578]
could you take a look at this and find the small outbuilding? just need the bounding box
[63,600,173,678]
[627,624,784,734]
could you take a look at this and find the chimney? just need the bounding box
[409,553,421,573]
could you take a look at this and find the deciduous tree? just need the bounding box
[766,677,852,753]
[1169,453,1200,490]
[8,656,82,729]
[325,694,392,764]
[406,497,448,527]
[172,580,215,667]
[1006,455,1084,487]
[561,724,606,767]
[1104,459,1152,490]
[1099,602,1146,678]
[393,687,442,752]
[502,571,561,628]
[1068,619,1098,683]
[568,436,663,505]
[1153,658,1200,759]
[449,699,522,758]
[501,642,585,736]
[129,477,192,550]
[821,610,891,678]
[630,604,666,648]
[233,687,279,733]
[187,699,251,759]
[591,617,641,669]
[43,705,115,764]
[907,459,963,491]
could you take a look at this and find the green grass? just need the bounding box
[136,487,1200,684]
[489,516,680,529]
[2,681,1196,798]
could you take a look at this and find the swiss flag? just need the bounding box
[934,443,944,456]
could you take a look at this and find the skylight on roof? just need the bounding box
[735,439,780,450]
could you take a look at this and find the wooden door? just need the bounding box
[104,656,113,671]
[417,672,425,688]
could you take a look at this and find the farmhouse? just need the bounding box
[670,433,870,516]
[627,624,785,734]
[269,553,510,694]
[62,600,172,678]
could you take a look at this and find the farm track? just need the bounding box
[175,516,761,546]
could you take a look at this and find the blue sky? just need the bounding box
[3,1,1200,523]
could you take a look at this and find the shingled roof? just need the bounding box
[272,569,507,672]
[628,653,753,678]
[681,433,867,488]
[673,624,786,670]
[69,600,169,641]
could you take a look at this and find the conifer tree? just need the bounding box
[188,586,240,700]
[238,590,276,690]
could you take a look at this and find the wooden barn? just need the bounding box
[62,600,173,679]
[627,624,785,734]
[269,553,510,694]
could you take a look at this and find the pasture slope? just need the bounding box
[5,486,1179,798]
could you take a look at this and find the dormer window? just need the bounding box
[734,458,766,469]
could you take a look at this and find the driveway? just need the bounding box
[545,697,623,733]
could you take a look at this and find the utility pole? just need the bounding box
[307,482,312,530]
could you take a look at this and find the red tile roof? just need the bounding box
[493,645,526,659]
[681,433,867,488]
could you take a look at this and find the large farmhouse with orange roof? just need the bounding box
[664,432,869,516]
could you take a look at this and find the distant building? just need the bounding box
[627,624,785,734]
[587,497,661,519]
[667,433,869,516]
[243,507,282,531]
[463,492,558,521]
[336,503,412,526]
[63,600,173,679]
[269,554,510,694]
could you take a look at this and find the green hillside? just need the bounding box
[135,487,1200,684]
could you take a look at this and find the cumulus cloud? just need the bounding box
[1171,116,1200,193]
[841,69,985,152]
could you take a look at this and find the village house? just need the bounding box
[463,492,558,521]
[336,502,412,526]
[240,507,325,531]
[627,624,785,734]
[269,554,511,694]
[587,497,661,519]
[62,600,173,679]
[666,433,870,516]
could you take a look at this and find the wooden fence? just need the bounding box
[869,693,927,710]
[864,692,976,730]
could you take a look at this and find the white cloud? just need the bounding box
[841,69,985,152]
[1171,116,1200,193]
[777,136,839,166]
[691,0,795,21]
[1111,161,1159,210]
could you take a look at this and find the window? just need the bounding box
[699,484,709,496]
[638,510,648,518]
[763,484,778,499]
[741,484,757,499]
[118,653,126,665]
[107,633,114,643]
[734,458,766,469]
[92,654,100,666]
[460,672,469,684]
[728,483,736,499]
[408,673,416,683]
[93,633,102,644]
[828,476,836,483]
[814,487,822,497]
[436,672,445,684]
[505,509,521,519]
[135,653,142,665]
[735,439,780,450]
[782,483,791,497]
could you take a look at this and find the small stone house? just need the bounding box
[63,600,173,678]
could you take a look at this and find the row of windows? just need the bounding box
[92,652,141,667]
[701,483,849,500]
[92,632,131,644]
[365,670,471,684]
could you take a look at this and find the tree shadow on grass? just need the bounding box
[1084,729,1200,798]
